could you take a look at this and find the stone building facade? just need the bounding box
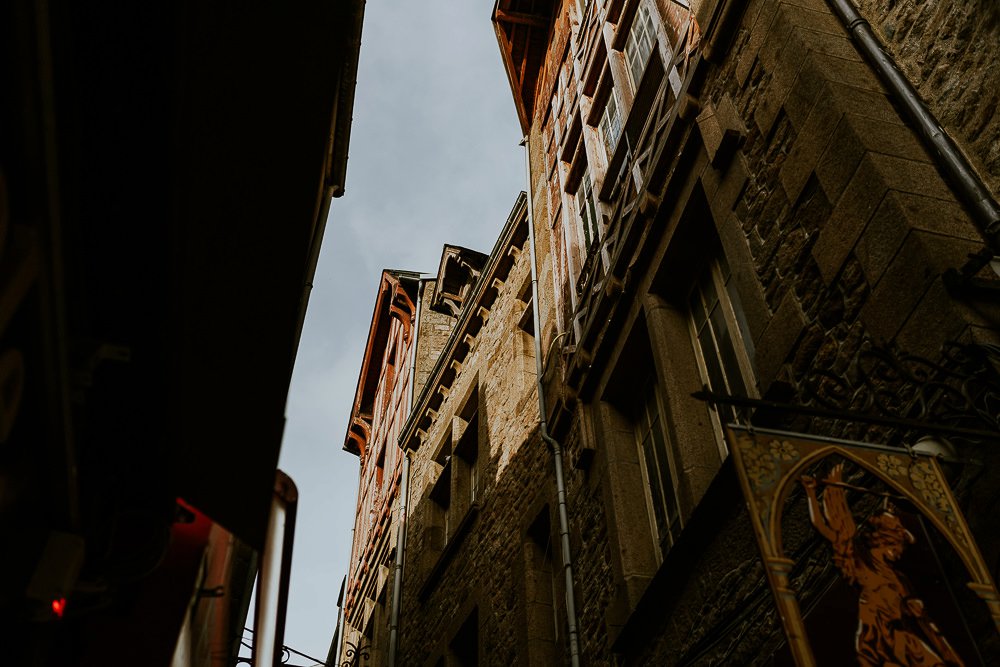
[393,196,555,665]
[346,0,1000,664]
[490,0,1000,663]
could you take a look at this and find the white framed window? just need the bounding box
[598,88,623,157]
[634,375,681,559]
[575,168,599,251]
[625,3,657,90]
[688,253,756,455]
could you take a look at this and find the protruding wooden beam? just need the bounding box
[495,9,549,28]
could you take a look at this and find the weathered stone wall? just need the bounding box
[612,0,1000,662]
[522,0,1000,664]
[399,242,563,666]
[852,0,1000,199]
[391,0,999,663]
[414,279,455,398]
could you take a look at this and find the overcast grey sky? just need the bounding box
[276,1,525,659]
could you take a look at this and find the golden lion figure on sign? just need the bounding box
[801,463,964,666]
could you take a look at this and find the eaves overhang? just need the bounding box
[492,0,557,133]
[397,192,530,453]
[342,270,420,457]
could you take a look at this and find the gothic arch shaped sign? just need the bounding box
[726,426,1000,666]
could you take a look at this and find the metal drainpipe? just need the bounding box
[388,278,422,666]
[386,452,410,667]
[825,0,1000,252]
[522,136,582,667]
[337,525,356,663]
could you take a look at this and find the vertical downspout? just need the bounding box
[523,136,582,667]
[336,525,355,664]
[326,576,346,667]
[388,278,422,666]
[386,454,410,667]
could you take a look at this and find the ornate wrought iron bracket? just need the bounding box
[341,638,371,667]
[692,389,1000,442]
[694,339,1000,451]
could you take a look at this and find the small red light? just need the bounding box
[51,598,66,618]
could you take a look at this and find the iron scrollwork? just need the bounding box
[694,339,1000,455]
[787,339,1000,447]
[341,639,371,667]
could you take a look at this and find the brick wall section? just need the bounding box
[851,0,1000,200]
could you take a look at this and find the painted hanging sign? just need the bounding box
[725,425,1000,666]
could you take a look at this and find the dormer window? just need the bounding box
[430,245,489,317]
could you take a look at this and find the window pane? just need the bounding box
[634,377,678,557]
[639,433,668,538]
[701,268,719,311]
[577,170,598,249]
[648,412,677,536]
[600,90,622,156]
[625,5,657,88]
[689,289,707,330]
[698,323,727,395]
[689,255,756,435]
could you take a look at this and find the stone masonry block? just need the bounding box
[814,116,867,203]
[754,3,864,137]
[842,114,931,164]
[826,81,900,125]
[860,230,984,343]
[793,26,861,61]
[855,190,981,288]
[775,3,845,37]
[810,112,928,205]
[854,192,919,290]
[697,102,743,169]
[717,94,747,138]
[811,51,886,93]
[753,289,808,392]
[754,52,806,136]
[781,57,831,131]
[710,153,750,225]
[697,101,722,149]
[778,32,859,131]
[812,147,964,285]
[753,83,781,139]
[754,4,839,135]
[758,6,805,73]
[812,153,889,282]
[779,0,830,13]
[894,278,969,361]
[736,0,782,86]
[866,153,957,202]
[780,81,843,203]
